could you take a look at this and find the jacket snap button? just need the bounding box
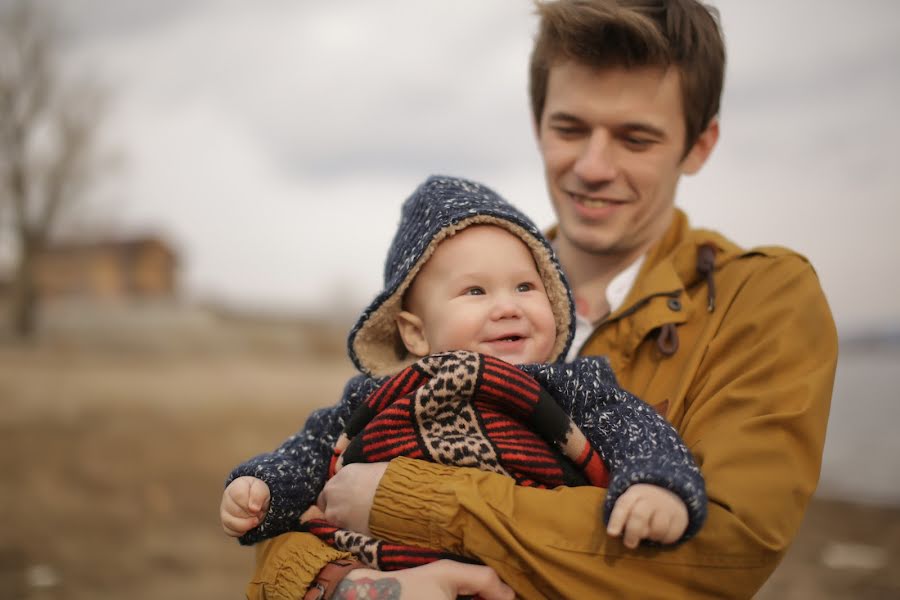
[667,298,682,311]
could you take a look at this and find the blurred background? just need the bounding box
[1,1,898,598]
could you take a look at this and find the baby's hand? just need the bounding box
[606,483,688,549]
[220,476,271,537]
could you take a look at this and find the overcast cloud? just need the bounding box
[8,0,899,333]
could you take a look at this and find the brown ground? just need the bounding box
[1,342,897,599]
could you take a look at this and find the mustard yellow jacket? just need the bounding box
[247,210,837,599]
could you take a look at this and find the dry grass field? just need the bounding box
[0,329,357,600]
[1,319,898,599]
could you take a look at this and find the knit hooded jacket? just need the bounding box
[227,176,706,547]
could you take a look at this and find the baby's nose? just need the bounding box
[490,296,523,319]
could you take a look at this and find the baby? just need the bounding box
[221,175,706,574]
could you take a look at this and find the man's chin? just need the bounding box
[566,230,620,256]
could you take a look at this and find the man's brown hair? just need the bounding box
[529,0,725,156]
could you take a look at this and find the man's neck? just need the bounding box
[557,240,649,323]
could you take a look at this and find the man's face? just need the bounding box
[403,225,558,365]
[537,62,715,262]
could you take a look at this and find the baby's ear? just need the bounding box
[395,311,430,357]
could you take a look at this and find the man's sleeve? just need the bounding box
[367,256,837,599]
[228,374,381,544]
[246,533,354,600]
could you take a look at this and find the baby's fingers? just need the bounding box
[622,500,650,549]
[606,491,636,538]
[222,489,255,519]
[660,515,685,545]
[222,513,261,537]
[660,504,688,544]
[247,479,271,514]
[645,509,673,543]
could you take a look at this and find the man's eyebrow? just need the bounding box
[546,111,583,123]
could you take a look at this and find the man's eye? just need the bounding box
[622,136,654,151]
[516,283,535,292]
[552,126,585,138]
[465,287,485,296]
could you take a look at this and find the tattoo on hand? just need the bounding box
[333,576,401,600]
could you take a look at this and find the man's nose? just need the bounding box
[573,130,617,183]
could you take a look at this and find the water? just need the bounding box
[817,346,900,506]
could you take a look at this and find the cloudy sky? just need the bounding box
[13,0,900,333]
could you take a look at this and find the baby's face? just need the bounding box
[404,225,557,365]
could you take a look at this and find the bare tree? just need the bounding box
[0,1,104,338]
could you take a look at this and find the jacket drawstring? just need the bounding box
[697,243,717,312]
[656,243,718,357]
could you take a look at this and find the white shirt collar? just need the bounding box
[605,255,644,315]
[565,255,645,362]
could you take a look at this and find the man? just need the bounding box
[248,1,838,598]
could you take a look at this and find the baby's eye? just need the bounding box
[465,287,486,296]
[516,283,535,293]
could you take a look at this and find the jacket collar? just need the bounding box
[615,208,743,317]
[548,208,746,356]
[605,208,745,358]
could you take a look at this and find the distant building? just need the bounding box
[33,236,178,302]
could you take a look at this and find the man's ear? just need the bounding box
[682,117,720,175]
[396,311,430,357]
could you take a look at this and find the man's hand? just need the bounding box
[606,483,688,549]
[317,462,388,535]
[220,476,271,537]
[336,559,514,600]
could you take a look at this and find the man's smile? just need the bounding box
[568,191,628,208]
